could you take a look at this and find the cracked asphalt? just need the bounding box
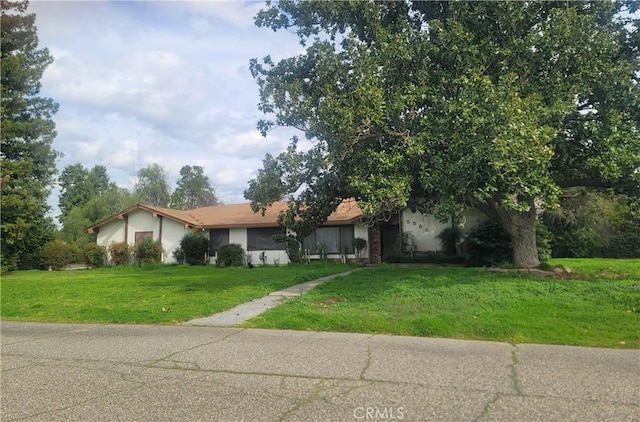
[1,321,638,421]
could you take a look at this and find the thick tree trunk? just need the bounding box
[498,205,539,269]
[478,198,540,269]
[505,212,539,269]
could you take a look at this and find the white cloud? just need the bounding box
[29,0,308,218]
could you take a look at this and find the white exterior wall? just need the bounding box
[97,209,191,264]
[126,209,158,240]
[161,219,192,264]
[208,228,290,265]
[96,219,126,263]
[247,249,290,266]
[97,219,126,246]
[401,209,485,252]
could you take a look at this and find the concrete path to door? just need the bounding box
[183,270,357,326]
[2,321,639,421]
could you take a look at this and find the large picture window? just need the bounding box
[247,227,285,251]
[303,226,355,254]
[209,229,229,254]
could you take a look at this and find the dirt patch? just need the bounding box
[314,297,339,307]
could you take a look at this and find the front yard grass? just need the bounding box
[242,259,640,349]
[0,263,352,324]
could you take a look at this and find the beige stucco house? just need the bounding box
[88,200,483,265]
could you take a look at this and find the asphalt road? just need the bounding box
[1,321,638,421]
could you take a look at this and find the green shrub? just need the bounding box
[353,237,367,260]
[179,231,209,265]
[392,232,417,256]
[108,242,131,266]
[463,219,551,267]
[43,240,74,270]
[536,222,552,265]
[542,191,638,258]
[462,220,513,267]
[172,247,186,264]
[274,233,302,264]
[83,243,106,267]
[605,219,640,258]
[133,238,163,264]
[217,243,245,267]
[436,227,463,256]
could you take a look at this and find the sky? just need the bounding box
[28,0,306,220]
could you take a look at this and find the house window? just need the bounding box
[303,226,355,254]
[134,231,153,243]
[247,227,284,251]
[209,229,229,254]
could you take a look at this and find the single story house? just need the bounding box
[87,200,483,265]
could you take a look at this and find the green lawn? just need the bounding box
[242,259,640,349]
[0,263,352,324]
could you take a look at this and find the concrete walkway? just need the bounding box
[2,321,639,421]
[184,270,356,326]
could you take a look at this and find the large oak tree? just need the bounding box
[1,0,59,270]
[246,0,639,268]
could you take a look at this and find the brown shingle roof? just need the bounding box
[190,199,363,229]
[87,200,363,233]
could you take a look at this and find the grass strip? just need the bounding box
[242,259,640,349]
[1,263,353,324]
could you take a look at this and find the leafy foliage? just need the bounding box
[353,237,367,260]
[1,0,60,270]
[463,220,551,267]
[172,247,186,265]
[273,233,303,264]
[217,243,245,267]
[133,238,163,265]
[544,191,640,258]
[108,242,130,266]
[436,227,463,256]
[61,187,136,245]
[43,240,74,270]
[171,165,218,210]
[178,231,209,265]
[59,163,115,223]
[392,232,418,257]
[248,1,640,268]
[82,243,106,268]
[134,163,171,207]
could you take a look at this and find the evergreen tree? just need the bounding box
[1,0,59,270]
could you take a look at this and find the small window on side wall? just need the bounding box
[135,231,153,243]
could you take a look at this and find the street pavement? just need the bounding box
[1,322,638,421]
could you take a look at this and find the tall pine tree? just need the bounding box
[1,0,59,270]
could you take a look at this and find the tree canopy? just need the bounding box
[1,0,59,270]
[171,165,218,210]
[59,163,115,222]
[246,0,640,268]
[134,163,171,207]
